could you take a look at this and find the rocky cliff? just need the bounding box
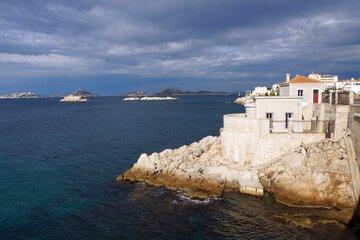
[119,136,228,199]
[119,136,357,222]
[258,139,356,222]
[234,95,253,105]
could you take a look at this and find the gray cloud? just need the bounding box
[0,0,359,93]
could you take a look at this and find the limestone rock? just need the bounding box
[259,139,356,211]
[234,95,254,105]
[118,136,229,199]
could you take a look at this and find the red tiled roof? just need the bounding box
[289,75,322,84]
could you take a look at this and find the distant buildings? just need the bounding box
[251,86,268,96]
[243,72,349,133]
[308,73,339,89]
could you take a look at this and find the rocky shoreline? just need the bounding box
[234,95,253,105]
[259,139,355,210]
[118,136,357,223]
[119,136,227,199]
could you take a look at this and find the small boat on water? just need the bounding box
[60,94,87,102]
[123,96,178,101]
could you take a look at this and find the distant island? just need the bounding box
[122,88,229,97]
[70,90,96,97]
[0,92,42,99]
[0,89,229,99]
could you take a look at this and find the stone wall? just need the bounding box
[334,105,351,142]
[349,105,360,161]
[221,113,324,168]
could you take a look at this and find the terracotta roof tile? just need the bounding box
[289,75,322,84]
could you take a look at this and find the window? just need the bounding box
[266,113,274,133]
[285,112,292,129]
[297,89,303,96]
[266,113,273,119]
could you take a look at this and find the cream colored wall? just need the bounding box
[255,98,302,121]
[312,104,349,140]
[280,85,289,96]
[289,83,324,103]
[334,105,350,142]
[349,105,360,160]
[221,113,324,167]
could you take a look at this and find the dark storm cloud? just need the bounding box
[0,0,359,93]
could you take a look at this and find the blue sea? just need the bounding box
[0,96,358,239]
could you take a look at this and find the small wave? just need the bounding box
[176,192,216,204]
[153,188,167,197]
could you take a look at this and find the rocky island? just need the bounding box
[0,92,42,99]
[122,88,229,98]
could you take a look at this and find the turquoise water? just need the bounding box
[0,96,357,239]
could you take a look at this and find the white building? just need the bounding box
[280,74,324,104]
[337,78,360,93]
[308,73,338,89]
[251,86,268,96]
[352,82,360,94]
[241,74,325,133]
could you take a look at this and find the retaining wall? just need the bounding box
[221,113,324,168]
[349,105,360,162]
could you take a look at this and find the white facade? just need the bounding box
[244,96,307,133]
[352,82,360,94]
[280,75,324,104]
[251,86,268,96]
[308,73,338,89]
[244,74,326,133]
[255,96,304,132]
[290,83,323,104]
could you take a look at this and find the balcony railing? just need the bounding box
[268,119,334,137]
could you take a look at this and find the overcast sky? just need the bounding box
[0,0,359,95]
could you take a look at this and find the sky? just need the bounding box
[0,0,359,95]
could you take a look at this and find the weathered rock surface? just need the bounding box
[234,95,253,105]
[259,139,355,210]
[119,135,356,223]
[118,136,229,199]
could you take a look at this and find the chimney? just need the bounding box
[286,73,290,82]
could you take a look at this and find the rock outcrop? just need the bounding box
[234,95,253,105]
[119,136,229,199]
[259,139,356,211]
[119,135,357,223]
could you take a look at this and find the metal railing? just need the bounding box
[354,94,360,105]
[268,119,334,137]
[338,91,350,105]
[322,93,330,103]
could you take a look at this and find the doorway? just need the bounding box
[285,112,292,129]
[313,89,319,103]
[266,112,273,132]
